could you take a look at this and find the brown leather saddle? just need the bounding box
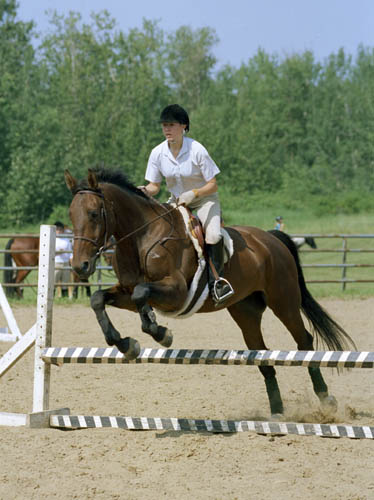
[186,209,205,253]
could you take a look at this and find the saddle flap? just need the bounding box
[187,212,205,253]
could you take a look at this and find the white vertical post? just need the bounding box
[32,225,56,412]
[0,284,22,340]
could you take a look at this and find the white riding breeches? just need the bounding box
[188,194,222,245]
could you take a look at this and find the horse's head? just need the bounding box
[65,169,112,279]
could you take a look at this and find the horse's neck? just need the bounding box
[107,187,171,251]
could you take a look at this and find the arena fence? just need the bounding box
[0,232,115,292]
[1,233,374,293]
[293,233,374,290]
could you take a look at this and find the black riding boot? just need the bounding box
[207,238,234,304]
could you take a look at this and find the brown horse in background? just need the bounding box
[3,236,91,299]
[65,167,355,418]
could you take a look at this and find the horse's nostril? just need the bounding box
[81,261,89,273]
[73,261,90,277]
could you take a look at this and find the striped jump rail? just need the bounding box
[49,414,374,439]
[42,347,374,368]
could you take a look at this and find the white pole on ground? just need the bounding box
[32,225,56,413]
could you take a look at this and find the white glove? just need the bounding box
[178,190,197,206]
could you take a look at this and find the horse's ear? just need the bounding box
[87,169,99,190]
[64,170,77,193]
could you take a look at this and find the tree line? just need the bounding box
[1,0,374,226]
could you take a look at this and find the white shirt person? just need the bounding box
[142,104,233,304]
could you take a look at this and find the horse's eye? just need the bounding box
[88,210,99,220]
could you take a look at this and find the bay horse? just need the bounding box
[3,236,91,299]
[65,168,354,417]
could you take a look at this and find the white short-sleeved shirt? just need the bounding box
[145,137,220,198]
[55,236,72,265]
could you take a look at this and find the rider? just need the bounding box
[142,104,234,304]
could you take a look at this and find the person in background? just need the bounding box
[141,104,234,304]
[274,216,285,232]
[54,221,73,299]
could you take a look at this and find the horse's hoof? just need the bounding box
[117,337,141,360]
[270,413,283,421]
[159,328,173,348]
[150,325,173,347]
[321,395,338,414]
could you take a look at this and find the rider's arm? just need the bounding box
[192,177,218,198]
[144,182,161,197]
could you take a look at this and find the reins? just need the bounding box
[73,189,181,258]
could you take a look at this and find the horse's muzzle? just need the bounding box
[73,256,97,279]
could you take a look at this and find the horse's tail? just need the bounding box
[268,230,355,351]
[3,239,16,297]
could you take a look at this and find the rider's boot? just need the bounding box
[207,238,234,304]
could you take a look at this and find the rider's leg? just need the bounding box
[194,197,234,303]
[206,238,234,302]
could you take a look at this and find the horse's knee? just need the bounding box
[132,284,151,307]
[90,290,105,311]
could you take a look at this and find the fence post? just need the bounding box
[341,237,348,291]
[32,225,55,412]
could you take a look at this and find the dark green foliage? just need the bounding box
[0,4,373,226]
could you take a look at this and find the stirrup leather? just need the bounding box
[212,277,234,303]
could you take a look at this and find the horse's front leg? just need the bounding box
[132,276,187,348]
[90,284,140,360]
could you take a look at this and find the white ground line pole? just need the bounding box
[32,225,55,413]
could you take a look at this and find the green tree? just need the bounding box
[0,0,35,200]
[165,26,218,112]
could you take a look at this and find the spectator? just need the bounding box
[54,221,73,298]
[274,216,285,232]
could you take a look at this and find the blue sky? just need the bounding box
[17,0,374,68]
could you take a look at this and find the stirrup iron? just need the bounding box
[212,278,234,303]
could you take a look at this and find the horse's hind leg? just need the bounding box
[271,304,337,412]
[228,292,284,417]
[15,269,30,298]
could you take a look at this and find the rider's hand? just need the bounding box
[137,185,149,196]
[178,190,197,206]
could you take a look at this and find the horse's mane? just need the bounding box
[75,167,148,200]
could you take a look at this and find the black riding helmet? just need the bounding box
[159,104,190,132]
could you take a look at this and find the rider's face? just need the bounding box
[161,122,186,143]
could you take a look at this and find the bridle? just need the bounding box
[72,188,182,260]
[72,190,111,258]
